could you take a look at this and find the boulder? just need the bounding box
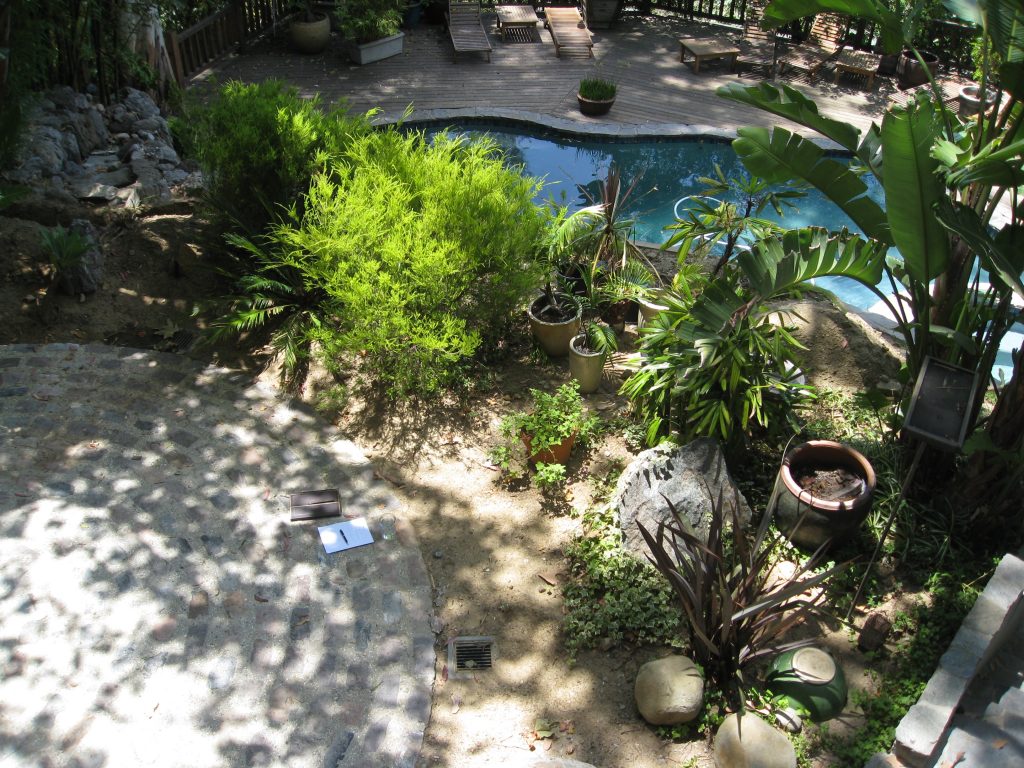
[634,655,704,725]
[122,87,161,120]
[615,438,751,559]
[714,713,796,768]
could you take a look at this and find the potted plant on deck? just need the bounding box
[290,1,333,54]
[577,77,617,116]
[338,0,405,65]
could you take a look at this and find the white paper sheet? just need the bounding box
[318,517,374,554]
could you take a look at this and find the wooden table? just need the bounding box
[495,5,540,42]
[679,36,740,74]
[833,49,880,90]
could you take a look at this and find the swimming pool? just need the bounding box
[424,122,1019,380]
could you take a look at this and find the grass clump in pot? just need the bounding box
[578,77,617,101]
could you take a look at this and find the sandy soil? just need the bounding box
[1,195,907,768]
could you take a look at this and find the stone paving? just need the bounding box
[0,343,434,768]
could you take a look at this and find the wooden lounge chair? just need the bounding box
[776,13,852,82]
[735,0,781,76]
[447,0,492,62]
[545,5,594,58]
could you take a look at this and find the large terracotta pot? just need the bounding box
[290,13,331,54]
[521,430,577,467]
[771,440,876,549]
[897,50,939,88]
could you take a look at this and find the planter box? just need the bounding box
[345,32,404,65]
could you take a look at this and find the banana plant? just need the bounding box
[715,0,1024,517]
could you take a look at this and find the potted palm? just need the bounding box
[577,77,617,116]
[569,322,615,394]
[338,0,405,64]
[290,1,332,54]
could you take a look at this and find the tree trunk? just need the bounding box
[120,2,175,99]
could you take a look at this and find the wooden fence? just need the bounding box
[167,0,286,86]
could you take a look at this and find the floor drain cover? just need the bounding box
[447,636,496,675]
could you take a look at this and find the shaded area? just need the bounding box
[0,344,433,768]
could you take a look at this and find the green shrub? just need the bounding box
[215,128,548,396]
[173,79,370,235]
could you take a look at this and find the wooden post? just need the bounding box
[167,29,185,87]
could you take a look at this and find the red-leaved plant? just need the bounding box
[638,483,848,709]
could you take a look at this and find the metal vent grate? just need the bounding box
[447,636,496,675]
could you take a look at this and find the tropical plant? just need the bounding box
[638,485,849,710]
[578,77,617,101]
[336,0,403,43]
[664,165,805,276]
[717,0,1024,526]
[39,225,90,274]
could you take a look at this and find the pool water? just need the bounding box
[427,124,1019,381]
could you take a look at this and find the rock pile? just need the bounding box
[3,86,200,209]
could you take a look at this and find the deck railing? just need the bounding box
[167,0,287,86]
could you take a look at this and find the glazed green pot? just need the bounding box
[766,647,847,722]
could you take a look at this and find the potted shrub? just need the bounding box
[290,1,333,54]
[491,382,599,479]
[402,0,423,27]
[577,77,617,116]
[338,0,405,65]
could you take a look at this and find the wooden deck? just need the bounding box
[191,14,903,137]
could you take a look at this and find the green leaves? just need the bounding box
[759,0,906,53]
[730,126,890,241]
[880,99,950,283]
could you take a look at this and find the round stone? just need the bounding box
[634,655,704,725]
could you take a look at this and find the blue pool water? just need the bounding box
[426,123,1019,381]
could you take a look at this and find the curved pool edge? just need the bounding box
[371,107,847,151]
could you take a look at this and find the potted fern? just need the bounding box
[577,77,617,116]
[338,0,405,64]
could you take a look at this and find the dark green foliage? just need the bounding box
[639,485,848,709]
[211,127,548,396]
[578,77,617,101]
[173,80,371,236]
[563,504,684,662]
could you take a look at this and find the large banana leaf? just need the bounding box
[717,82,863,154]
[761,0,905,52]
[738,227,888,297]
[945,136,1024,187]
[731,126,891,242]
[687,228,887,333]
[934,200,1024,301]
[880,99,951,283]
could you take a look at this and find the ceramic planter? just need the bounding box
[290,13,331,54]
[766,647,848,722]
[568,334,606,394]
[345,31,405,65]
[528,294,581,357]
[958,84,998,118]
[577,94,615,117]
[897,50,938,89]
[771,440,876,550]
[637,292,668,329]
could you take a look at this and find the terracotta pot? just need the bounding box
[771,440,876,550]
[521,429,577,466]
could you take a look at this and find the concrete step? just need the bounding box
[935,718,1024,768]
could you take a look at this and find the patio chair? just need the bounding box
[545,4,594,58]
[776,13,860,82]
[735,0,781,77]
[447,0,492,62]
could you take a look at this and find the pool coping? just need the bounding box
[372,107,847,151]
